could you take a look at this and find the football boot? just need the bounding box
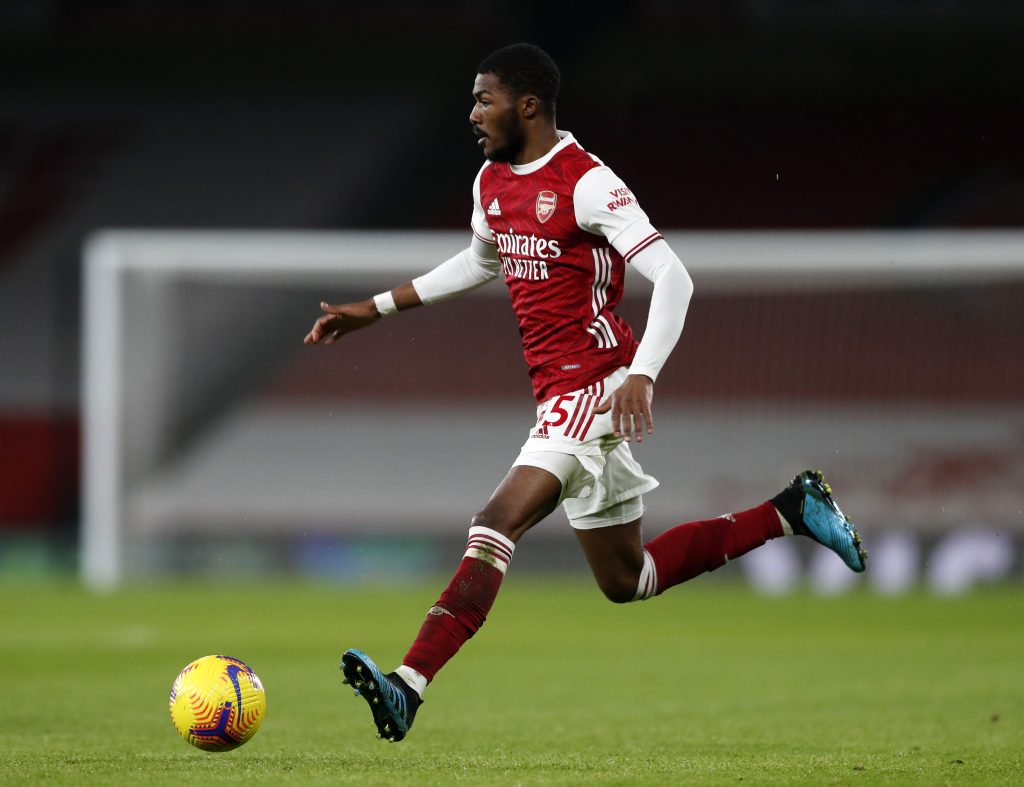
[772,470,867,572]
[340,648,422,742]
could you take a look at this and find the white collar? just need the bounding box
[509,130,577,175]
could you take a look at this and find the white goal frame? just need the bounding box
[82,229,1024,589]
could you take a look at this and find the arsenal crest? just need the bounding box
[535,190,557,223]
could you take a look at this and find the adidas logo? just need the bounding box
[487,198,501,216]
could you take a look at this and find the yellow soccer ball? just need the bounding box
[169,655,266,751]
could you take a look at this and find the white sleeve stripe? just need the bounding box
[624,232,664,262]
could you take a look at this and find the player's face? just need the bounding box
[470,72,525,163]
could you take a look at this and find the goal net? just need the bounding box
[82,230,1024,589]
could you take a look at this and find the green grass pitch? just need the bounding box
[1,579,1022,785]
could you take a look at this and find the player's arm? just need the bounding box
[574,165,694,441]
[611,240,693,439]
[303,237,500,345]
[305,163,500,346]
[302,282,417,346]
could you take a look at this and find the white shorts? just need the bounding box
[511,367,659,530]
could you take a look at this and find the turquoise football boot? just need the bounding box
[340,648,421,742]
[772,470,867,572]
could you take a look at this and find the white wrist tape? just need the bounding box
[372,290,398,317]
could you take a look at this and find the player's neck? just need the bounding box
[513,125,561,166]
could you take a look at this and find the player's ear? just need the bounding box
[521,94,540,119]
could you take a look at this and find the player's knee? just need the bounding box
[597,574,640,604]
[470,509,521,542]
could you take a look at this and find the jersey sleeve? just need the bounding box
[470,162,495,245]
[627,241,693,381]
[573,166,663,262]
[411,243,500,304]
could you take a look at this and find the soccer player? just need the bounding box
[304,43,866,742]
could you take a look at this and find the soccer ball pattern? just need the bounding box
[169,655,266,751]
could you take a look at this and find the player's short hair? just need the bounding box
[478,43,560,118]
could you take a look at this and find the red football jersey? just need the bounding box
[471,132,664,401]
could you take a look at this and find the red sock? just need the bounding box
[642,501,783,595]
[402,526,514,682]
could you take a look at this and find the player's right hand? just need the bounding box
[303,299,381,345]
[594,373,654,443]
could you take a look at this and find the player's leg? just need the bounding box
[341,464,562,741]
[397,464,562,684]
[572,499,785,601]
[467,463,566,543]
[573,470,866,603]
[573,517,645,603]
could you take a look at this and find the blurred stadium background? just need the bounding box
[2,0,1023,594]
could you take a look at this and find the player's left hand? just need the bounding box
[595,374,654,443]
[304,298,380,345]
